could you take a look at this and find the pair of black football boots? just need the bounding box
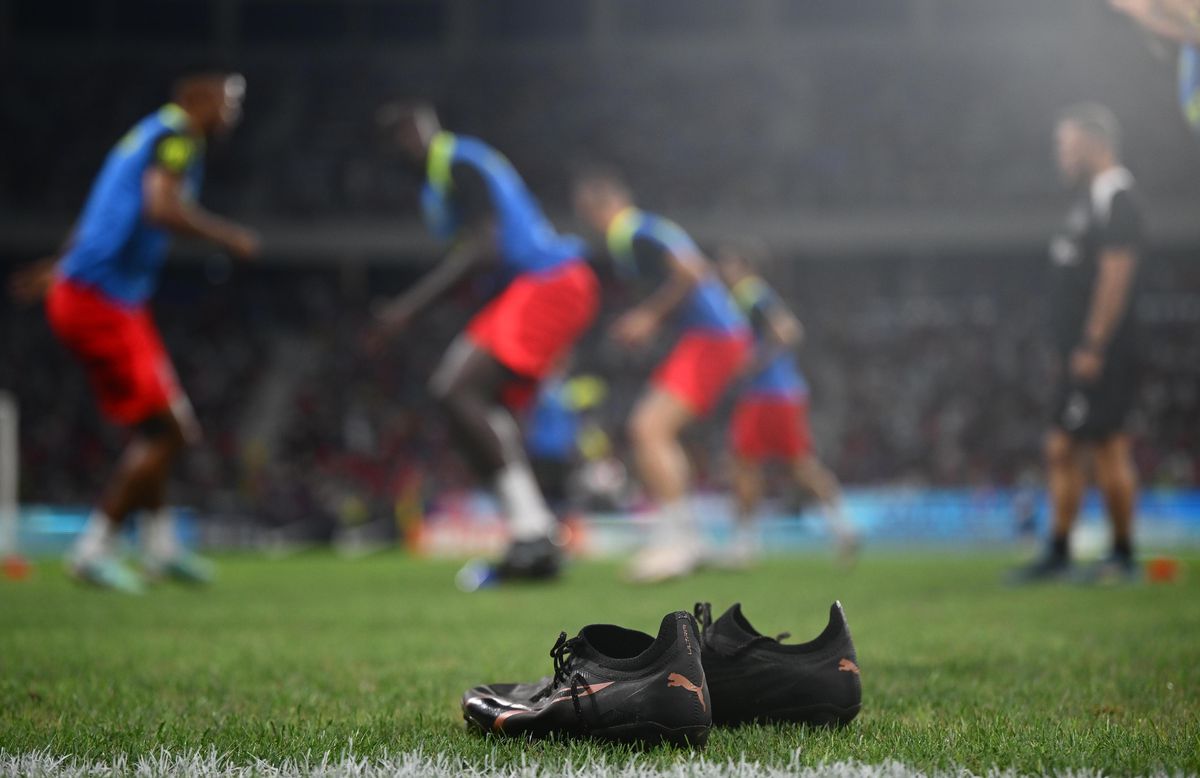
[461,601,861,748]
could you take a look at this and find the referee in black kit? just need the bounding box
[1013,103,1145,584]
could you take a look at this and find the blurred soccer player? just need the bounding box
[716,245,858,567]
[372,104,599,583]
[525,373,606,519]
[1110,0,1200,135]
[8,67,260,593]
[1012,104,1145,584]
[525,377,580,517]
[573,171,749,583]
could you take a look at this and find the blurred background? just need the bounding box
[1,0,1198,557]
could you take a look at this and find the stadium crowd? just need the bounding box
[3,12,1198,536]
[5,252,1197,531]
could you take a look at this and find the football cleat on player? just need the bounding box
[455,536,564,592]
[71,555,147,595]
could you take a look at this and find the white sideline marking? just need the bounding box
[0,750,1188,778]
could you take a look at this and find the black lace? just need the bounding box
[534,631,591,731]
[693,602,713,637]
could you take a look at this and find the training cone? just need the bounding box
[1145,556,1180,584]
[2,554,32,581]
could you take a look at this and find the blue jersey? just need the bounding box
[1180,44,1200,136]
[420,132,586,275]
[59,104,205,305]
[525,379,579,461]
[731,275,808,399]
[604,207,746,335]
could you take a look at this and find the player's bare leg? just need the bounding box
[625,388,702,582]
[71,412,185,592]
[1094,434,1136,549]
[1010,429,1084,583]
[139,403,213,585]
[1047,430,1086,555]
[431,337,559,583]
[430,338,513,479]
[728,456,765,567]
[98,418,184,526]
[630,391,692,505]
[791,454,860,565]
[1088,433,1139,581]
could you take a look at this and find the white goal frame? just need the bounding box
[0,391,18,558]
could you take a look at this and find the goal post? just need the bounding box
[0,391,18,559]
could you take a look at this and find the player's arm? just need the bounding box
[1081,248,1138,354]
[142,134,259,260]
[1111,0,1200,43]
[1072,190,1142,380]
[611,238,703,347]
[374,227,495,331]
[373,163,497,338]
[767,302,804,350]
[636,249,704,320]
[7,226,77,304]
[745,292,804,376]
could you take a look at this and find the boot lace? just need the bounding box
[533,631,591,731]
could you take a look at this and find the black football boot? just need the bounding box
[496,535,562,580]
[455,535,563,592]
[695,601,861,727]
[462,611,711,747]
[1006,552,1072,585]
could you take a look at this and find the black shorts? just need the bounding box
[1051,349,1139,441]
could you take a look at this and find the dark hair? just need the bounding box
[717,237,771,269]
[169,58,239,98]
[571,163,630,197]
[1058,102,1121,153]
[376,101,437,133]
[173,56,237,79]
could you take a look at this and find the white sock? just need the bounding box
[141,508,180,561]
[655,498,696,542]
[495,463,555,542]
[72,511,116,563]
[733,521,760,551]
[823,501,855,542]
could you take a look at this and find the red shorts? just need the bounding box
[731,394,813,461]
[653,330,751,417]
[467,260,599,406]
[46,278,182,426]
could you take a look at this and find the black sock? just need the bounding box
[1112,536,1133,562]
[1049,534,1069,562]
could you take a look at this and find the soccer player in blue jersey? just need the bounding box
[371,104,599,583]
[573,170,750,583]
[717,244,858,567]
[525,376,582,516]
[1110,0,1200,136]
[525,371,608,520]
[11,66,259,592]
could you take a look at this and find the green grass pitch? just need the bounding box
[2,552,1198,775]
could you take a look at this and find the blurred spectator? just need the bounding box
[3,252,1196,526]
